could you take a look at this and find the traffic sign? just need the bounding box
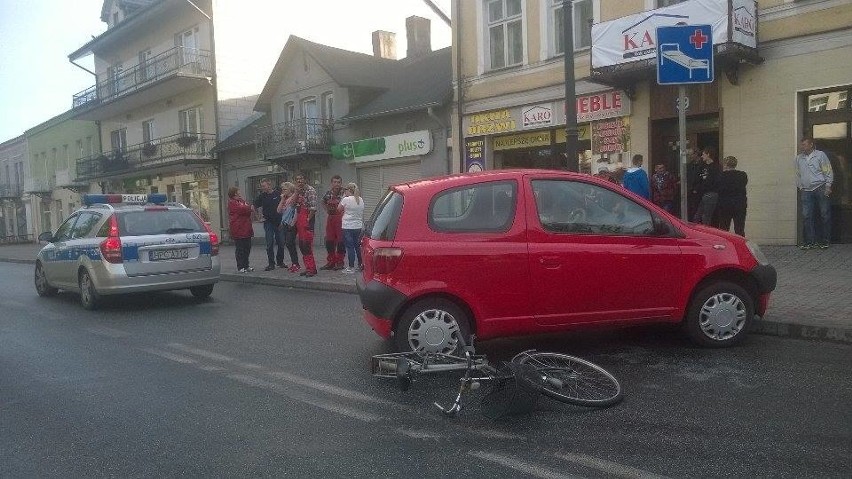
[656,24,714,85]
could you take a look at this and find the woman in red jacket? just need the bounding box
[228,186,254,273]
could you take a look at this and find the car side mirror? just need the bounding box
[38,231,54,243]
[652,216,673,236]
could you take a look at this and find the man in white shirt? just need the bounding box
[795,137,834,249]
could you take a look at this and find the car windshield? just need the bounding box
[117,210,205,236]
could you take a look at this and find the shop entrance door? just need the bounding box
[804,87,851,243]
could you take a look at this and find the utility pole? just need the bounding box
[562,0,579,172]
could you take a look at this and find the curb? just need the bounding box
[2,256,850,345]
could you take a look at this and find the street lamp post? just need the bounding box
[563,0,579,172]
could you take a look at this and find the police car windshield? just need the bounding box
[117,210,205,236]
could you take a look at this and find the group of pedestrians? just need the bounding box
[226,173,366,276]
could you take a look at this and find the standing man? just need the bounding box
[796,137,834,249]
[693,147,721,226]
[320,175,346,270]
[686,149,703,221]
[253,178,285,271]
[294,173,318,276]
[622,154,651,200]
[651,163,679,213]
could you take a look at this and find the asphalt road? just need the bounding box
[1,262,850,478]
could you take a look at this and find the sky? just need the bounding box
[0,0,452,142]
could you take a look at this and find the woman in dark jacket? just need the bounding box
[716,155,748,236]
[228,186,254,273]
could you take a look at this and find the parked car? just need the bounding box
[35,194,220,310]
[356,170,776,353]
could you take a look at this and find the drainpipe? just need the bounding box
[427,107,450,174]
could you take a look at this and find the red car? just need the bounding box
[356,170,776,353]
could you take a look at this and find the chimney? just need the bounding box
[406,16,431,59]
[372,30,397,60]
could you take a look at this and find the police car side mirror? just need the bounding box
[38,231,54,243]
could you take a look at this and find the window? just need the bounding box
[143,119,156,144]
[302,97,318,119]
[552,0,594,54]
[486,0,523,69]
[71,212,101,238]
[55,200,64,223]
[532,180,654,235]
[285,102,296,123]
[139,49,154,81]
[76,139,84,158]
[109,63,124,95]
[322,92,334,121]
[179,107,202,134]
[808,91,849,112]
[430,181,517,232]
[110,128,127,152]
[53,214,79,242]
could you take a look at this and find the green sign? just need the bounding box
[331,137,386,160]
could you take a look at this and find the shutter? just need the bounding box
[358,160,422,219]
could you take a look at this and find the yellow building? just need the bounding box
[451,0,852,245]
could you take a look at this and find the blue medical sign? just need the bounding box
[656,24,714,85]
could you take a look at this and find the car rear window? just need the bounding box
[365,190,403,240]
[117,210,206,236]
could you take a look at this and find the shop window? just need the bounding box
[551,0,594,55]
[808,91,848,112]
[485,0,523,70]
[322,92,334,121]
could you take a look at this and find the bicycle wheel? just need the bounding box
[513,352,622,407]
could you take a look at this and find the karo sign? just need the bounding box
[656,24,714,85]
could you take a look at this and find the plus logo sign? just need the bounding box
[690,29,708,49]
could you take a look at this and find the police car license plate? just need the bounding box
[149,249,189,261]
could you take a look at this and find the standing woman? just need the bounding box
[277,181,301,272]
[717,155,748,236]
[228,186,254,273]
[338,182,365,273]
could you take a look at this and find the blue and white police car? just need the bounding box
[34,193,221,310]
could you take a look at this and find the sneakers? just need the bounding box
[247,267,254,272]
[264,264,276,271]
[277,263,287,269]
[818,243,830,249]
[799,244,815,250]
[332,263,345,271]
[237,268,247,273]
[319,264,334,271]
[342,267,354,273]
[288,264,301,273]
[300,270,317,277]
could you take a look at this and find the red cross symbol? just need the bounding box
[690,29,708,49]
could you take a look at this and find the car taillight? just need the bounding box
[198,218,219,256]
[373,247,402,274]
[99,216,123,264]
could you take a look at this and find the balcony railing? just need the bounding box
[76,133,216,181]
[72,46,213,109]
[255,118,334,160]
[0,183,23,199]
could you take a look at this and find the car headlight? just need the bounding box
[746,240,769,265]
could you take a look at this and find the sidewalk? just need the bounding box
[2,242,850,344]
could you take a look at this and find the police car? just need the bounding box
[34,193,221,310]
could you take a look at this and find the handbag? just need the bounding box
[280,205,296,227]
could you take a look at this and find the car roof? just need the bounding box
[389,169,607,192]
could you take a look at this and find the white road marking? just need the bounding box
[468,428,525,440]
[470,451,584,479]
[554,452,669,479]
[86,327,131,338]
[396,428,443,439]
[266,370,403,408]
[167,343,235,362]
[142,348,198,364]
[226,373,384,423]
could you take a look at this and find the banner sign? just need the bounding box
[592,117,631,154]
[522,104,554,128]
[332,130,432,163]
[464,137,485,172]
[575,90,630,122]
[493,131,552,151]
[591,0,757,69]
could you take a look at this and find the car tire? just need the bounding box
[190,284,214,299]
[394,298,471,355]
[684,281,753,348]
[34,262,58,297]
[79,269,100,311]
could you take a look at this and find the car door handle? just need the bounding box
[539,256,561,269]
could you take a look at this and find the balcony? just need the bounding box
[76,133,216,181]
[24,176,55,196]
[255,119,333,162]
[0,183,23,199]
[71,46,213,121]
[55,168,89,191]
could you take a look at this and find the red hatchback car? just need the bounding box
[356,170,776,354]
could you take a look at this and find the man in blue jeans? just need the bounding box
[796,137,834,249]
[253,178,286,270]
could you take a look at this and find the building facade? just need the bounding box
[451,0,852,245]
[67,0,285,235]
[0,135,29,242]
[23,112,101,238]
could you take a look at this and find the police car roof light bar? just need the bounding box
[83,193,168,206]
